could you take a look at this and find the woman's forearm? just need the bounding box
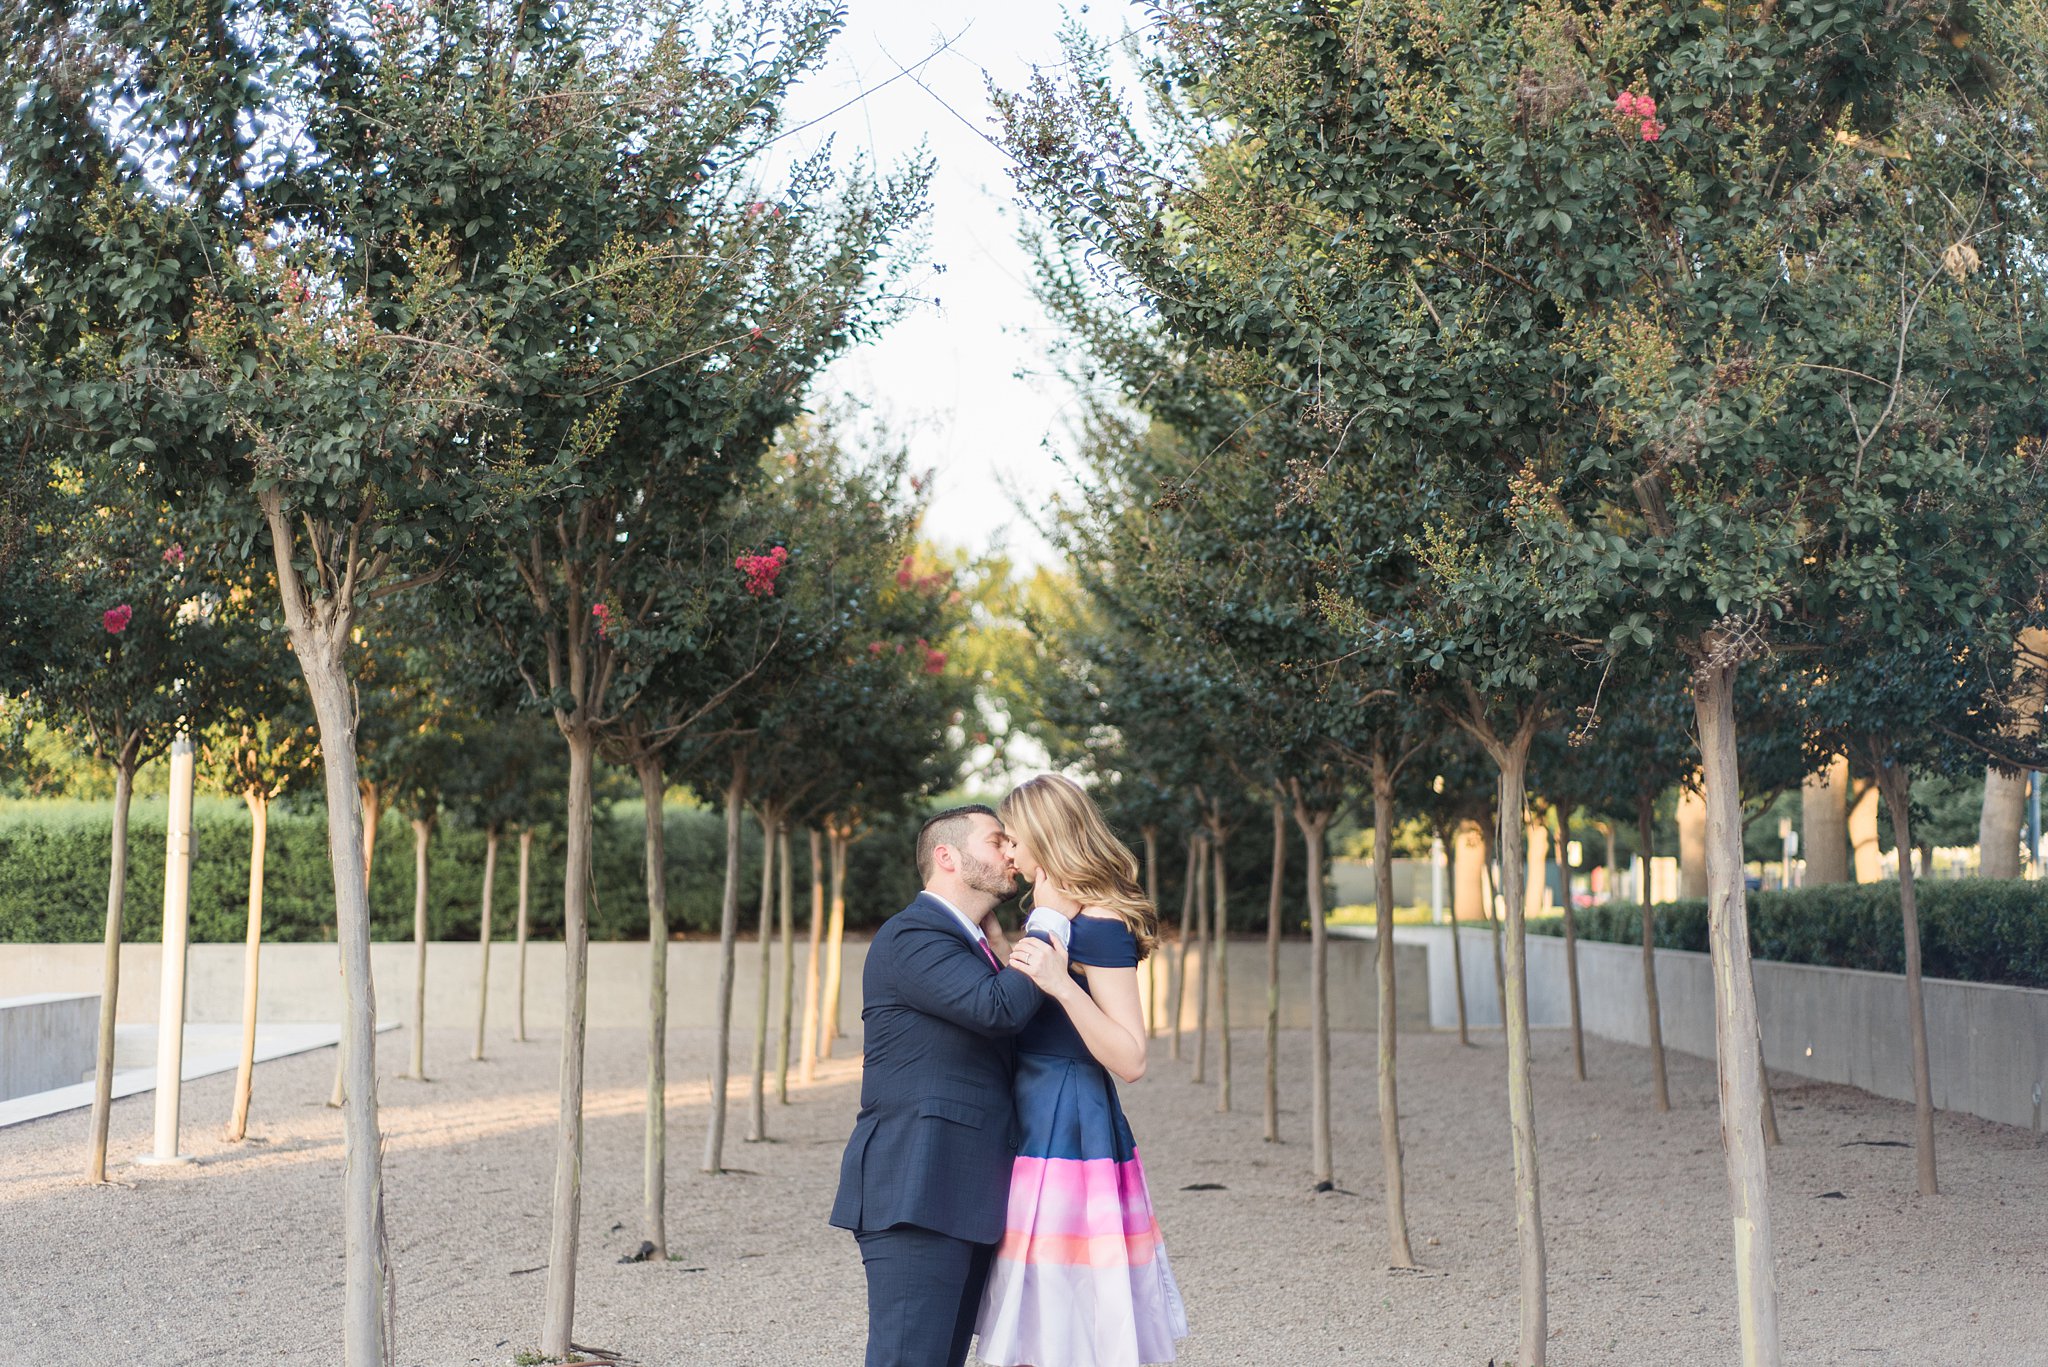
[1050,976,1147,1082]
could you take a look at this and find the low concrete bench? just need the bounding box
[0,993,100,1102]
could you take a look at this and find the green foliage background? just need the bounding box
[0,797,1308,943]
[0,800,899,944]
[1530,884,2048,991]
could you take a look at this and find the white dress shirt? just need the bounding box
[924,890,992,951]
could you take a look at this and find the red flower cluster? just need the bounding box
[161,543,184,566]
[736,545,789,596]
[868,641,888,656]
[1614,91,1663,142]
[894,554,951,594]
[922,648,947,676]
[591,602,611,639]
[104,604,132,634]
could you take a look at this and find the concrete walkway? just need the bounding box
[2,1022,2043,1364]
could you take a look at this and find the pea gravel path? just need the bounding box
[2,1009,2043,1365]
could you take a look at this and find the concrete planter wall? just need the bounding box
[1339,923,2048,1133]
[1,993,99,1100]
[0,934,1429,1037]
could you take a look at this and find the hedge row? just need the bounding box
[0,800,1296,944]
[1527,880,2048,990]
[0,803,928,944]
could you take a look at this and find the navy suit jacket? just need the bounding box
[829,892,1043,1244]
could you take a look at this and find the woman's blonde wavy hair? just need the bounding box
[999,774,1157,960]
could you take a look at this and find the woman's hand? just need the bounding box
[1007,935,1075,999]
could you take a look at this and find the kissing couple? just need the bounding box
[829,773,1191,1367]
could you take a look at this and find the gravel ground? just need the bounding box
[2,1013,2044,1366]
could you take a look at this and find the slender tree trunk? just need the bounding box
[819,826,849,1059]
[227,787,270,1142]
[1291,793,1334,1190]
[514,827,532,1045]
[775,823,795,1104]
[1209,819,1231,1112]
[298,636,391,1367]
[636,755,670,1260]
[1979,767,2029,877]
[1264,793,1286,1143]
[1678,781,1709,899]
[1171,837,1197,1062]
[799,826,825,1084]
[473,826,498,1062]
[1638,794,1672,1112]
[332,783,381,1111]
[1448,840,1471,1047]
[1802,754,1852,885]
[1848,779,1883,883]
[1552,801,1586,1081]
[1691,656,1783,1367]
[540,726,598,1359]
[1370,759,1415,1267]
[1871,747,1939,1196]
[704,755,750,1174]
[1142,825,1161,1037]
[87,747,140,1181]
[1978,627,2048,877]
[406,817,431,1081]
[1481,826,1507,1016]
[1478,726,1547,1367]
[747,805,777,1142]
[1192,831,1211,1086]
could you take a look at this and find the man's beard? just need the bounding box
[958,848,1019,900]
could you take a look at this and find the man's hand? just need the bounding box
[1007,934,1074,999]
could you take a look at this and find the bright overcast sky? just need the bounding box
[774,3,1131,572]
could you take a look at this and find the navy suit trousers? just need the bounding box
[855,1225,996,1367]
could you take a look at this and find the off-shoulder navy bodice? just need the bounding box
[1015,913,1139,1059]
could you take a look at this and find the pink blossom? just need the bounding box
[868,641,887,656]
[103,604,132,634]
[161,543,185,566]
[591,602,611,638]
[1614,91,1664,142]
[735,545,789,596]
[922,648,947,676]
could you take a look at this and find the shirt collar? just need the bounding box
[922,890,986,943]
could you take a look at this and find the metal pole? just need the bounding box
[142,733,197,1165]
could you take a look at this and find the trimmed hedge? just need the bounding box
[1528,880,2048,991]
[0,798,1293,945]
[0,802,928,943]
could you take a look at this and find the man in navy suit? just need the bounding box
[829,803,1063,1367]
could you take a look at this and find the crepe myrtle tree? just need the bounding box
[794,546,980,1073]
[998,3,2045,1358]
[438,706,562,1064]
[26,500,214,1182]
[731,417,926,1154]
[3,6,524,1353]
[294,4,924,1353]
[194,567,318,1143]
[1794,522,2048,1197]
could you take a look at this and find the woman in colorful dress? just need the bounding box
[977,774,1189,1367]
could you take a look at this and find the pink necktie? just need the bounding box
[978,939,1000,971]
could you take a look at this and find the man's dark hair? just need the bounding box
[916,803,999,884]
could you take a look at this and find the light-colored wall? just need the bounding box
[0,934,1432,1037]
[1,992,100,1100]
[1347,924,2048,1133]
